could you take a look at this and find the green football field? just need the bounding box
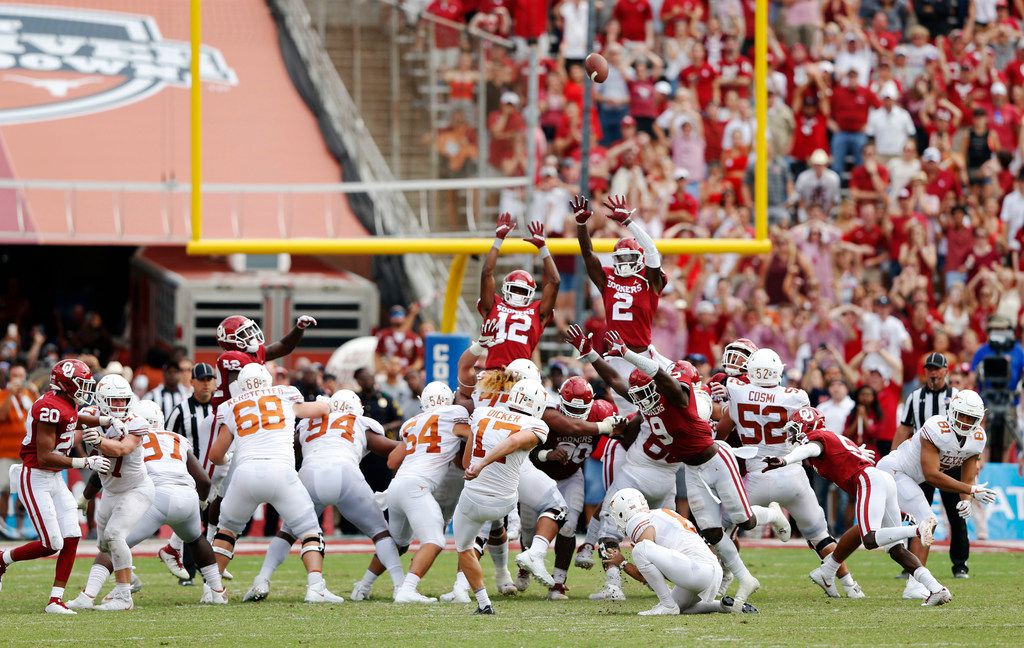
[1,547,1022,647]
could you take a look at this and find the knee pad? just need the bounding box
[300,533,326,557]
[212,532,236,560]
[539,505,568,529]
[48,532,64,553]
[812,536,837,555]
[701,527,724,545]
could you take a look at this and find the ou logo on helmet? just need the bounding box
[799,407,817,422]
[61,361,76,378]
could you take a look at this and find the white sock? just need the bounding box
[257,536,293,582]
[455,571,469,592]
[750,505,777,527]
[168,533,184,552]
[374,537,404,587]
[528,535,550,557]
[114,582,131,596]
[402,573,421,591]
[362,569,380,586]
[200,563,223,591]
[84,564,110,598]
[206,525,216,543]
[50,586,65,600]
[584,516,601,547]
[874,525,920,547]
[307,571,325,587]
[913,567,942,594]
[604,564,622,588]
[714,536,752,581]
[1,550,12,566]
[474,586,491,608]
[487,541,509,574]
[553,567,567,585]
[839,573,855,587]
[819,554,841,579]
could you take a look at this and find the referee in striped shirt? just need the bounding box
[893,352,969,578]
[164,363,215,584]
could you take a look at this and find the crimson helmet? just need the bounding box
[784,406,826,444]
[559,376,595,420]
[502,270,536,308]
[722,338,758,376]
[50,358,96,404]
[217,315,265,353]
[587,398,619,423]
[627,369,659,413]
[612,238,644,277]
[670,360,700,388]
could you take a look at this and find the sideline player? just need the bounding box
[716,349,864,598]
[456,378,550,614]
[876,391,992,599]
[209,364,343,603]
[0,359,109,613]
[764,407,954,606]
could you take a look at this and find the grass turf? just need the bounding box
[0,547,1021,647]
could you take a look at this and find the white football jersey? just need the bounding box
[471,381,510,412]
[465,406,548,498]
[887,414,986,484]
[625,508,717,565]
[95,414,152,495]
[726,377,809,466]
[140,430,196,489]
[626,416,677,472]
[297,412,384,467]
[395,405,469,489]
[218,385,304,466]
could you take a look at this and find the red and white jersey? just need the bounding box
[465,406,548,498]
[376,329,424,369]
[218,385,303,466]
[21,391,78,472]
[297,412,384,468]
[632,392,713,469]
[211,346,266,411]
[141,430,196,489]
[82,410,152,495]
[625,508,717,565]
[885,415,986,484]
[726,377,810,466]
[395,405,469,489]
[803,427,875,495]
[478,296,546,369]
[602,267,664,349]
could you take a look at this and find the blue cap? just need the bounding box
[389,305,407,319]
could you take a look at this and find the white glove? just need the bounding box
[98,415,112,428]
[82,427,102,446]
[858,444,876,462]
[709,381,727,403]
[956,499,972,519]
[971,482,997,504]
[296,315,318,329]
[85,455,112,474]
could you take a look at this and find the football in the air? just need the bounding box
[585,52,608,83]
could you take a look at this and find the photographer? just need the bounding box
[971,316,1024,459]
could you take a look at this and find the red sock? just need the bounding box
[54,537,79,585]
[10,540,58,562]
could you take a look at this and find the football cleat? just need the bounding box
[588,584,625,601]
[903,577,929,600]
[574,543,595,570]
[515,551,555,588]
[732,575,760,612]
[809,567,839,598]
[843,582,866,599]
[66,592,95,610]
[769,502,792,542]
[393,587,437,604]
[221,568,234,581]
[305,582,344,604]
[548,583,569,601]
[130,568,143,593]
[922,587,952,607]
[44,597,76,615]
[157,545,189,579]
[721,596,758,614]
[638,602,680,616]
[717,570,734,597]
[350,580,373,601]
[94,591,134,611]
[917,517,938,548]
[200,585,228,605]
[953,571,970,579]
[243,578,270,602]
[495,569,518,596]
[513,567,531,592]
[440,587,471,603]
[474,604,495,615]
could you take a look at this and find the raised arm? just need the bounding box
[572,195,608,290]
[265,315,318,361]
[480,212,515,315]
[523,220,561,322]
[604,194,665,292]
[564,324,630,400]
[456,319,500,408]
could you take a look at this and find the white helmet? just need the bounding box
[96,374,134,421]
[746,349,784,388]
[236,363,273,394]
[506,378,547,418]
[947,390,985,437]
[330,389,364,416]
[609,487,649,532]
[694,386,713,422]
[420,381,454,412]
[506,358,541,383]
[130,399,163,429]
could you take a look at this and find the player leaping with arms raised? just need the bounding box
[764,407,953,606]
[573,194,669,411]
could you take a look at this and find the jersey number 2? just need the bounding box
[611,292,634,321]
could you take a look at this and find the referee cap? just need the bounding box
[923,353,947,369]
[192,363,215,379]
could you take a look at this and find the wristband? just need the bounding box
[72,457,85,469]
[492,237,503,250]
[623,350,659,377]
[538,450,551,462]
[579,350,599,364]
[469,341,486,357]
[597,419,613,435]
[621,218,632,226]
[98,415,111,428]
[539,246,551,260]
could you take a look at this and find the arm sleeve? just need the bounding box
[626,220,661,268]
[784,442,822,464]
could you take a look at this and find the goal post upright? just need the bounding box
[190,0,202,242]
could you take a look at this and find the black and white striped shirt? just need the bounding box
[900,384,957,433]
[165,396,213,466]
[144,384,190,422]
